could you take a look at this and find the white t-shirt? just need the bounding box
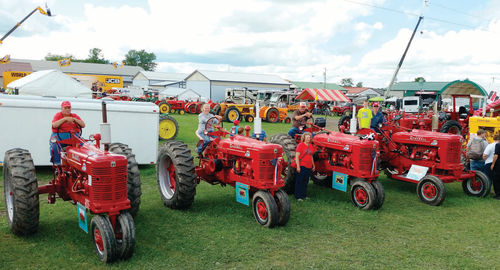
[483,143,497,164]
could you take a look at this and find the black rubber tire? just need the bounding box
[158,101,170,114]
[3,148,39,235]
[371,180,385,210]
[213,104,221,115]
[109,143,142,217]
[178,109,185,115]
[266,108,280,123]
[350,178,377,210]
[416,175,446,206]
[252,190,278,228]
[245,115,254,123]
[273,189,290,226]
[284,116,292,124]
[91,215,118,263]
[157,141,197,209]
[462,170,491,197]
[311,172,331,187]
[440,120,462,135]
[115,212,135,260]
[224,107,241,123]
[268,133,298,194]
[187,104,196,114]
[338,115,352,133]
[159,114,179,140]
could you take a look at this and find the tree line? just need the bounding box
[44,48,157,71]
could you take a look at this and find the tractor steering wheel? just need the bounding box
[56,122,82,142]
[204,116,222,134]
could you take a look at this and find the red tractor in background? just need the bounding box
[3,102,142,263]
[158,99,187,115]
[156,117,290,228]
[185,100,218,114]
[269,118,384,210]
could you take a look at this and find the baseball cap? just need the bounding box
[373,102,379,107]
[299,102,307,108]
[61,101,71,108]
[233,120,240,125]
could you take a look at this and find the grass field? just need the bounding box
[1,113,500,269]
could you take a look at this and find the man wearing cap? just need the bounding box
[288,102,313,139]
[370,102,386,133]
[50,101,86,165]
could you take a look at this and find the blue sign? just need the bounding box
[332,172,348,192]
[235,182,249,206]
[77,202,88,233]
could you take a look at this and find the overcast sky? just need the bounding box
[1,0,500,92]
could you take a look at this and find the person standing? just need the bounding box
[357,99,373,129]
[467,129,489,171]
[370,102,386,132]
[483,135,499,181]
[490,135,500,199]
[294,132,315,201]
[288,102,313,139]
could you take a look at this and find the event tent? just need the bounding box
[296,88,350,102]
[7,69,91,98]
[158,87,203,101]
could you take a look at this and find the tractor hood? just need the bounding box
[64,144,128,173]
[313,131,379,152]
[391,129,462,146]
[219,135,283,158]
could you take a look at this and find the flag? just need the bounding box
[112,61,125,69]
[0,54,10,64]
[58,58,71,67]
[315,89,318,101]
[490,90,498,102]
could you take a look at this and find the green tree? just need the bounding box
[123,49,157,71]
[414,77,426,82]
[356,82,363,87]
[84,48,109,64]
[340,78,353,87]
[44,53,80,61]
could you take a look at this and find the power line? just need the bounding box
[430,1,489,22]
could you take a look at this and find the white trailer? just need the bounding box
[0,95,159,166]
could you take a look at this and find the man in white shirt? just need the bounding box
[483,136,500,181]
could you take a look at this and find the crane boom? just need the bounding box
[0,6,52,44]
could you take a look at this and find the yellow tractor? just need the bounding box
[213,103,256,123]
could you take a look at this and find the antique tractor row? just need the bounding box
[4,104,142,263]
[157,117,290,228]
[213,103,291,123]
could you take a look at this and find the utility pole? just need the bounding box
[323,67,326,89]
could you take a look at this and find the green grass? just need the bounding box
[2,114,500,269]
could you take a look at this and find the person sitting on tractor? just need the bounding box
[231,119,240,135]
[196,103,222,154]
[357,99,372,130]
[50,101,86,165]
[370,102,386,133]
[288,102,313,138]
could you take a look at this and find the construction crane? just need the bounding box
[0,5,52,45]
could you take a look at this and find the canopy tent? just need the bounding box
[7,69,91,98]
[296,88,350,102]
[474,98,500,116]
[158,87,202,100]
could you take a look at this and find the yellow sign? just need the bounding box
[112,61,124,69]
[3,71,32,88]
[58,58,71,67]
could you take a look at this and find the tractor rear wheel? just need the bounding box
[350,178,377,210]
[91,215,118,263]
[311,172,331,187]
[440,120,462,135]
[159,114,179,140]
[268,133,297,194]
[417,175,446,206]
[371,180,385,210]
[338,115,352,133]
[115,212,135,260]
[462,170,491,197]
[3,148,39,235]
[266,108,280,123]
[109,143,142,217]
[224,107,241,123]
[187,104,197,114]
[158,101,170,114]
[252,190,278,228]
[157,141,197,209]
[273,189,290,226]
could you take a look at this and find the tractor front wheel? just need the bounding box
[115,212,135,260]
[91,215,118,263]
[338,115,352,134]
[311,172,331,187]
[273,189,290,226]
[178,109,185,115]
[252,190,278,228]
[417,175,446,206]
[350,178,377,210]
[245,115,254,122]
[159,114,179,140]
[462,170,491,197]
[371,180,385,210]
[284,116,292,124]
[157,141,197,209]
[3,148,39,235]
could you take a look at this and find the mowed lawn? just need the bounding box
[1,113,500,269]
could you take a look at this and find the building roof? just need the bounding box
[343,87,371,94]
[291,81,346,91]
[0,62,32,73]
[392,80,487,97]
[187,70,290,85]
[10,59,144,77]
[391,81,449,91]
[136,71,188,81]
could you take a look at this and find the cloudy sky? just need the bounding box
[1,0,500,91]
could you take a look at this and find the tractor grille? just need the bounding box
[91,165,128,202]
[446,141,461,164]
[259,152,275,160]
[358,148,373,171]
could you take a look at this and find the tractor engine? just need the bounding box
[60,143,130,214]
[312,131,380,179]
[197,135,284,190]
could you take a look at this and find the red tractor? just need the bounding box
[158,99,187,115]
[3,103,142,263]
[355,121,491,206]
[269,118,384,210]
[156,117,290,228]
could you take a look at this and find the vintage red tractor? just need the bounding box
[158,99,187,114]
[269,118,384,210]
[3,103,142,263]
[156,117,290,228]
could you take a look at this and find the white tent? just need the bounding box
[158,87,202,101]
[7,69,91,98]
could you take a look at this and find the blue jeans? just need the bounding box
[295,166,312,199]
[196,131,214,154]
[470,160,485,172]
[49,132,72,165]
[288,127,303,139]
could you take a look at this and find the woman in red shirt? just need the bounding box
[295,132,315,200]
